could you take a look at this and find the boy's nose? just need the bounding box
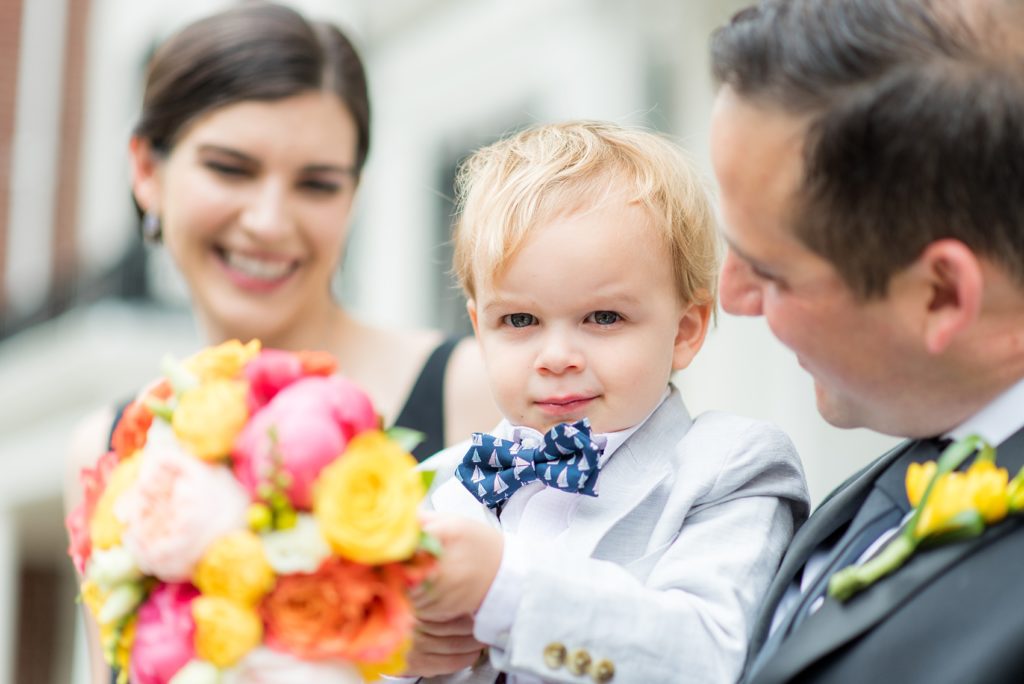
[240,180,294,240]
[534,331,585,375]
[720,248,764,316]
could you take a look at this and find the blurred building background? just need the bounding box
[0,0,899,681]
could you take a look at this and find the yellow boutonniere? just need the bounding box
[829,435,1024,601]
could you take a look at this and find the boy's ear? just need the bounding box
[672,301,712,371]
[466,299,480,337]
[912,239,983,354]
[129,136,162,214]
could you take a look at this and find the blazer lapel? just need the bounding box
[756,425,1024,684]
[562,387,687,558]
[745,440,914,665]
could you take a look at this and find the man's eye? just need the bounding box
[588,311,621,325]
[503,313,536,328]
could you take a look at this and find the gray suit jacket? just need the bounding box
[419,388,809,683]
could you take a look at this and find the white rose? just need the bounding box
[224,647,362,684]
[260,514,331,574]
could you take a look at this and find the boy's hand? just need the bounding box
[402,615,485,677]
[414,512,504,621]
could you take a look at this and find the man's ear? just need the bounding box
[914,239,983,354]
[672,300,712,371]
[129,136,162,214]
[466,299,480,337]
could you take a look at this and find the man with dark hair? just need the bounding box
[709,0,1024,681]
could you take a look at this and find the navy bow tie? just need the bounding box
[456,419,605,508]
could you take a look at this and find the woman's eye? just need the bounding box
[503,313,536,328]
[588,311,621,325]
[204,161,249,177]
[299,179,341,194]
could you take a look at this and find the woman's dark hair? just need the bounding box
[135,1,371,174]
[711,0,1024,299]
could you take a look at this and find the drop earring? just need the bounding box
[141,212,162,244]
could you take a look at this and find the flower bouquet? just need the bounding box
[66,340,436,684]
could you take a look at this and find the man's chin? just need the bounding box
[813,383,863,429]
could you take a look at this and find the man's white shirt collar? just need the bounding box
[947,375,1024,445]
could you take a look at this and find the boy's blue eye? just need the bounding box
[588,311,621,325]
[503,313,536,328]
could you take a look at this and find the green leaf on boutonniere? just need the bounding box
[829,434,1000,603]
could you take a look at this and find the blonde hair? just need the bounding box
[453,121,719,308]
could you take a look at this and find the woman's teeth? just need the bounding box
[224,252,294,280]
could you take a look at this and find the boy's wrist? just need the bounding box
[473,532,523,649]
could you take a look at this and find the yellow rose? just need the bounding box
[90,454,142,550]
[963,459,1008,524]
[184,339,261,383]
[358,638,411,682]
[914,461,1010,538]
[1007,470,1024,511]
[194,530,275,606]
[905,461,937,508]
[193,596,262,667]
[172,379,248,460]
[314,431,424,564]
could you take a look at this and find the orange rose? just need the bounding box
[261,557,413,663]
[111,400,154,460]
[296,350,338,376]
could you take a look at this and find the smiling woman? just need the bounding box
[64,3,499,683]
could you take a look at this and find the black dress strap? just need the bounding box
[107,399,130,451]
[394,337,461,461]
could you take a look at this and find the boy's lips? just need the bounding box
[534,395,597,416]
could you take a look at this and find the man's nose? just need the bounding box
[720,248,764,316]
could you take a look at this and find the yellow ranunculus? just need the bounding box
[172,379,248,460]
[193,596,262,667]
[194,530,275,606]
[314,431,424,564]
[358,638,411,682]
[184,339,261,383]
[912,460,1009,538]
[90,454,142,550]
[905,461,937,508]
[82,581,135,673]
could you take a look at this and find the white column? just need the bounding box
[0,513,19,684]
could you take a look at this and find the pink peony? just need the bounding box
[117,423,250,582]
[129,583,199,684]
[233,376,377,510]
[244,350,305,413]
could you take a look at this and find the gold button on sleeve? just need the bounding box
[567,648,592,675]
[543,642,567,669]
[590,658,615,682]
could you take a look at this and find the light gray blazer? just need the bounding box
[418,387,810,684]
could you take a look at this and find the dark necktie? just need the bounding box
[456,419,605,508]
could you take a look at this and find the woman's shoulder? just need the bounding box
[64,405,116,513]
